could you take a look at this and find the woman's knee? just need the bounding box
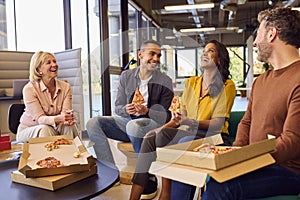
[39,125,56,137]
[58,124,79,137]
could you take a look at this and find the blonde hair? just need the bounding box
[29,51,56,81]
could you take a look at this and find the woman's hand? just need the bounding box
[172,110,194,126]
[171,111,182,125]
[61,110,76,126]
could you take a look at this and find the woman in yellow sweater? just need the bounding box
[129,40,236,200]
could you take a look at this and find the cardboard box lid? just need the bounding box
[156,134,275,170]
[150,153,275,187]
[19,135,95,178]
[11,164,97,191]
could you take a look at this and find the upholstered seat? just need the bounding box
[8,103,25,134]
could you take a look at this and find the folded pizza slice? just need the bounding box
[169,96,181,112]
[132,87,145,105]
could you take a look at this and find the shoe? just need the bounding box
[141,176,158,200]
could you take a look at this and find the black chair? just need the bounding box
[8,104,25,134]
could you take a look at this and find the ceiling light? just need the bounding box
[292,7,300,11]
[224,27,239,31]
[237,29,244,33]
[165,36,176,39]
[180,27,216,33]
[110,33,119,37]
[164,3,214,11]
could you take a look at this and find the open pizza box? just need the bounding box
[18,135,95,178]
[149,134,276,187]
[11,164,97,191]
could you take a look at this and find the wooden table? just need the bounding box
[0,159,119,200]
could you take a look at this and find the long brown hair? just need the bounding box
[205,40,231,97]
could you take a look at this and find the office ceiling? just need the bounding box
[134,0,300,46]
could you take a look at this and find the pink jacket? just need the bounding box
[19,79,73,129]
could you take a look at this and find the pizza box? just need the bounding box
[18,135,95,178]
[11,163,97,191]
[156,134,275,170]
[149,134,276,187]
[150,154,275,187]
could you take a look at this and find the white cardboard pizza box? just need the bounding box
[11,164,97,191]
[18,135,95,178]
[149,134,276,187]
[150,153,275,187]
[156,134,275,170]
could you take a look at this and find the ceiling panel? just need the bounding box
[134,0,300,46]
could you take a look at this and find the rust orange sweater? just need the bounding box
[234,60,300,175]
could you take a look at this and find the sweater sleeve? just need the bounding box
[115,71,131,117]
[272,84,300,164]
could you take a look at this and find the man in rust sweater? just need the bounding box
[199,7,300,200]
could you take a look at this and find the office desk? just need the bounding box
[0,159,119,200]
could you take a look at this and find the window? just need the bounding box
[14,0,64,52]
[108,0,121,114]
[228,46,245,87]
[128,3,138,62]
[175,48,197,78]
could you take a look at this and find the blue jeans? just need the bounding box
[171,164,300,200]
[86,115,161,167]
[201,165,300,200]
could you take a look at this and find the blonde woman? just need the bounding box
[17,51,79,142]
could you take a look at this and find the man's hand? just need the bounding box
[134,104,149,116]
[125,104,136,115]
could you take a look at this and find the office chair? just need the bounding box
[8,104,25,134]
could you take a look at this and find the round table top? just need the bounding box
[0,159,119,200]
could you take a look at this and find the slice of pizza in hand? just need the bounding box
[132,87,145,105]
[169,96,181,112]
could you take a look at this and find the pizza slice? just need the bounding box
[169,96,181,112]
[132,87,145,105]
[36,157,62,168]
